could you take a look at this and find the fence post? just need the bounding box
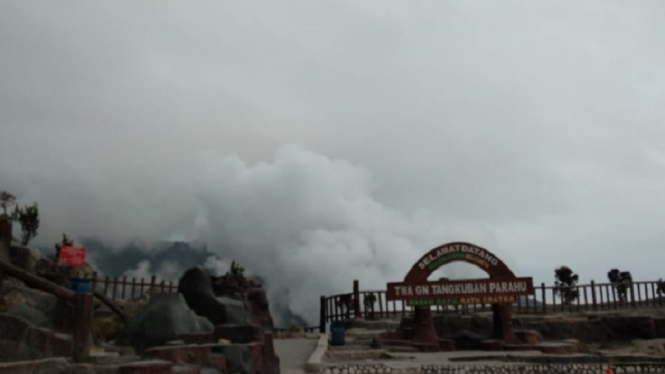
[103,276,109,295]
[583,286,589,311]
[112,277,119,299]
[91,272,97,292]
[541,283,546,313]
[353,279,360,318]
[630,282,636,308]
[591,280,597,310]
[121,275,127,300]
[319,296,326,333]
[73,293,93,363]
[149,276,156,295]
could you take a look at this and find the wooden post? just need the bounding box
[637,283,643,306]
[378,292,384,318]
[591,280,597,310]
[353,280,360,318]
[160,280,165,292]
[552,288,557,311]
[651,282,657,307]
[73,293,93,363]
[630,282,636,308]
[139,278,145,297]
[121,276,127,300]
[149,276,156,296]
[583,286,589,311]
[103,276,109,296]
[112,277,118,299]
[91,272,98,292]
[319,296,326,333]
[541,283,546,314]
[131,278,136,300]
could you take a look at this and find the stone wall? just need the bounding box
[400,313,665,344]
[322,363,665,374]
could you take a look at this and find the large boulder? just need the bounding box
[0,284,57,329]
[247,287,274,329]
[116,292,214,353]
[6,303,53,329]
[9,244,48,273]
[178,267,249,326]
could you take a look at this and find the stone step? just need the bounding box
[88,354,142,365]
[172,364,202,374]
[141,345,228,373]
[386,346,419,353]
[92,365,121,374]
[63,364,96,374]
[0,357,68,374]
[118,359,173,374]
[143,345,213,367]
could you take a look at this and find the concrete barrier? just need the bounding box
[306,333,329,373]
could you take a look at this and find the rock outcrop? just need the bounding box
[0,314,73,361]
[178,267,249,326]
[179,266,280,374]
[116,293,214,353]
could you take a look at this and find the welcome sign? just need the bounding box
[387,277,534,306]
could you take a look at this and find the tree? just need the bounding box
[54,233,74,260]
[0,191,16,216]
[658,279,665,298]
[230,260,245,276]
[608,269,632,304]
[12,203,39,245]
[364,293,377,319]
[554,266,579,305]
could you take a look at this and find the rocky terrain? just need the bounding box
[0,216,287,373]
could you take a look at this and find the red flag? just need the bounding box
[57,246,86,267]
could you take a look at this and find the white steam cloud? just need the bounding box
[3,144,506,324]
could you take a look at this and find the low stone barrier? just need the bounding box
[322,363,665,374]
[306,334,329,373]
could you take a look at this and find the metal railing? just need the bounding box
[319,279,665,332]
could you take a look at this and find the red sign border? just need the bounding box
[57,245,87,267]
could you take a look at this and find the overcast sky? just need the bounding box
[2,1,665,321]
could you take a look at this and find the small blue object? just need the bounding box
[330,322,346,346]
[66,279,92,293]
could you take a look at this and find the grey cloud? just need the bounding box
[2,0,665,323]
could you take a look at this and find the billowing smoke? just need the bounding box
[2,144,504,325]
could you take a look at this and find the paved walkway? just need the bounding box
[274,338,318,373]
